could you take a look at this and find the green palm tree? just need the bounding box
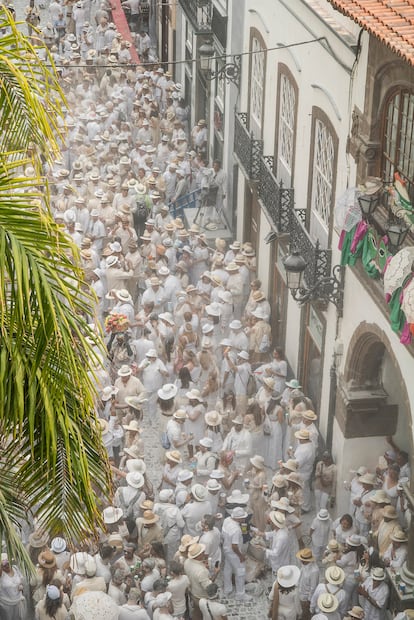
[0,9,111,569]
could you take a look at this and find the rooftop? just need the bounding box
[326,0,414,67]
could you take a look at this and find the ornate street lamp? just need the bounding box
[283,250,343,312]
[386,221,409,251]
[198,40,241,88]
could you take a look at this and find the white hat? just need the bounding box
[122,420,143,433]
[154,591,172,607]
[210,469,225,479]
[125,394,148,409]
[126,459,146,474]
[70,552,94,575]
[103,506,123,524]
[115,288,132,302]
[251,307,266,320]
[50,537,66,554]
[101,385,118,401]
[325,565,345,585]
[318,593,339,613]
[191,484,208,502]
[269,510,286,528]
[177,469,193,482]
[199,437,213,449]
[126,471,145,489]
[159,489,174,503]
[237,350,249,360]
[206,479,222,491]
[231,506,248,519]
[227,489,249,504]
[106,255,118,267]
[205,302,221,317]
[158,383,178,400]
[202,323,214,334]
[317,509,330,520]
[173,409,187,420]
[229,320,242,330]
[118,365,132,377]
[185,388,203,402]
[145,348,158,358]
[277,565,300,588]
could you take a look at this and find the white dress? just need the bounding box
[269,582,301,620]
[263,405,284,468]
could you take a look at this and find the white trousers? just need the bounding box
[223,550,246,596]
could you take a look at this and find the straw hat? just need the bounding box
[118,365,132,377]
[295,429,311,441]
[199,437,213,449]
[124,445,144,459]
[282,459,298,472]
[277,565,300,588]
[317,509,330,521]
[250,455,265,470]
[287,472,303,487]
[269,511,286,528]
[38,550,56,569]
[263,377,275,390]
[178,535,198,553]
[29,530,49,548]
[187,543,206,559]
[122,420,143,433]
[346,534,364,547]
[296,548,315,562]
[348,607,365,620]
[205,410,223,426]
[272,497,295,513]
[165,450,182,464]
[359,472,376,486]
[318,593,339,613]
[225,262,239,272]
[142,510,159,524]
[272,474,288,488]
[326,566,345,585]
[327,539,340,552]
[173,409,187,420]
[206,479,222,492]
[370,490,391,504]
[391,528,408,543]
[383,505,398,519]
[177,470,193,483]
[125,395,148,409]
[186,388,203,402]
[302,410,317,421]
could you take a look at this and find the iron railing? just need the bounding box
[178,0,212,32]
[234,112,263,181]
[258,155,294,233]
[289,208,332,289]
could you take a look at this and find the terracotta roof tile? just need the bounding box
[327,0,414,66]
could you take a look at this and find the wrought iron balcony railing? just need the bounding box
[179,0,212,32]
[234,112,263,181]
[288,208,332,290]
[258,155,294,233]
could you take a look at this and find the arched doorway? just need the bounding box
[334,322,413,516]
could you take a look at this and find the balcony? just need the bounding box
[257,155,294,233]
[234,112,263,181]
[179,0,213,33]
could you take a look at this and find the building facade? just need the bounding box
[158,0,414,519]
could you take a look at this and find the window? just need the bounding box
[382,89,414,200]
[279,75,295,174]
[308,109,338,246]
[276,66,298,185]
[249,34,265,134]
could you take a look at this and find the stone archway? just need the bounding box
[336,322,412,445]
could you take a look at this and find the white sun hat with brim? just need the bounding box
[206,479,222,492]
[126,459,146,474]
[226,489,249,504]
[277,565,300,588]
[177,469,193,482]
[231,506,248,519]
[103,506,123,524]
[101,385,119,401]
[117,365,132,377]
[269,510,286,528]
[125,394,148,409]
[126,471,145,489]
[318,594,339,614]
[191,484,208,502]
[70,552,94,576]
[210,469,225,480]
[325,566,345,585]
[158,383,178,400]
[187,543,206,559]
[185,388,203,402]
[122,420,143,433]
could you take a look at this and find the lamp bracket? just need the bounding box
[205,54,241,88]
[290,264,344,316]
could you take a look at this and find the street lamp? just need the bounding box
[358,178,383,219]
[386,221,409,251]
[198,39,241,88]
[283,250,344,312]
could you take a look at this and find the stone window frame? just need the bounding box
[247,27,267,138]
[307,106,339,246]
[274,63,298,182]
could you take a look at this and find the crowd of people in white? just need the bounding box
[0,3,412,620]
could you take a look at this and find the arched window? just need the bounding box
[248,29,266,138]
[275,65,298,186]
[382,88,414,200]
[308,108,338,247]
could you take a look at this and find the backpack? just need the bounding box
[246,373,257,397]
[161,431,171,450]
